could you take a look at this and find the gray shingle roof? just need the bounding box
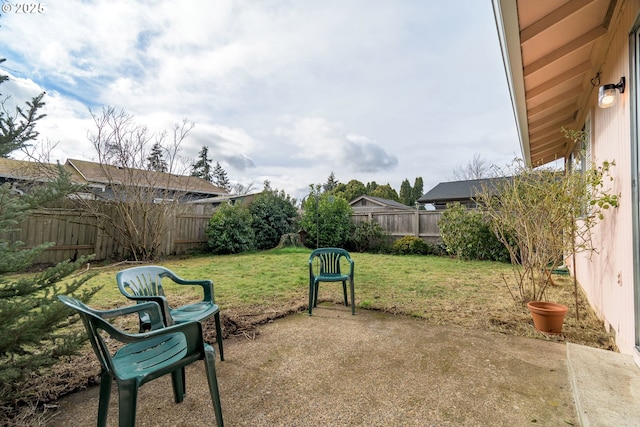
[417,177,511,204]
[67,159,228,196]
[349,195,413,210]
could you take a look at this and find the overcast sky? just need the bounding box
[0,0,520,200]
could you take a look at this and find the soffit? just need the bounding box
[512,0,619,165]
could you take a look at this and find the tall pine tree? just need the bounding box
[399,178,413,206]
[213,161,230,191]
[412,177,424,207]
[0,62,99,412]
[191,146,213,182]
[146,142,167,172]
[323,171,339,193]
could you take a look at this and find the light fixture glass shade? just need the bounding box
[598,84,617,108]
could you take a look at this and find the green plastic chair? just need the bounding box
[116,265,224,361]
[308,248,355,316]
[57,295,224,427]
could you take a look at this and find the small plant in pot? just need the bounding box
[478,131,619,334]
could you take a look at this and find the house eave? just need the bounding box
[492,0,532,166]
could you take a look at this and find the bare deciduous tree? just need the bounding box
[452,153,497,181]
[78,107,198,261]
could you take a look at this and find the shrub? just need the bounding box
[300,186,353,248]
[350,220,389,253]
[392,236,431,255]
[206,203,255,254]
[438,202,509,262]
[249,184,298,250]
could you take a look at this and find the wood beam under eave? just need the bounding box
[528,107,577,131]
[533,144,566,159]
[531,132,565,149]
[524,26,607,77]
[532,143,567,164]
[527,62,592,100]
[530,123,569,142]
[529,112,575,135]
[520,0,594,43]
[527,86,582,117]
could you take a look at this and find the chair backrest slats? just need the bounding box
[310,248,352,277]
[119,268,168,298]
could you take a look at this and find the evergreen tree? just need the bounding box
[366,181,378,194]
[0,64,99,411]
[191,146,213,182]
[213,161,231,191]
[323,171,339,193]
[333,179,367,203]
[146,142,167,172]
[0,59,46,158]
[399,179,413,206]
[370,183,399,201]
[412,177,424,206]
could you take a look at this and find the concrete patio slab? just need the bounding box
[49,306,581,426]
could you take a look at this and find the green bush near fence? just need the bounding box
[350,220,390,253]
[206,203,256,254]
[438,202,509,262]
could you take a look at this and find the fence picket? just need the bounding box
[1,204,442,264]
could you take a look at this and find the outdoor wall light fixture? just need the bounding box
[598,77,625,108]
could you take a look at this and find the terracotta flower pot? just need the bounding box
[526,301,568,334]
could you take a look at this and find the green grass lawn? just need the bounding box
[9,246,615,416]
[82,247,615,350]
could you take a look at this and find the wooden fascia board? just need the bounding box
[492,0,531,165]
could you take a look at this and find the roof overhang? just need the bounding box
[492,0,622,166]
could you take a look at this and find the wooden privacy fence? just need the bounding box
[3,204,443,265]
[352,210,443,244]
[1,203,215,265]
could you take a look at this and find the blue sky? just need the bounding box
[0,0,519,200]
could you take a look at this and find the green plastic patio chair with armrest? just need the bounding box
[116,265,224,361]
[57,295,224,427]
[308,247,355,315]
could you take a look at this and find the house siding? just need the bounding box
[570,1,640,355]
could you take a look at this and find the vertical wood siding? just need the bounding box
[572,0,640,355]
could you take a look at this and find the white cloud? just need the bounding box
[0,0,520,201]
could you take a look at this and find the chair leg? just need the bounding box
[97,371,112,427]
[350,277,355,315]
[342,280,348,306]
[118,380,139,427]
[214,312,224,361]
[204,345,225,427]
[308,280,315,316]
[314,282,320,307]
[171,368,186,403]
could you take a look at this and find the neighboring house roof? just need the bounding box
[417,177,511,206]
[66,159,228,196]
[349,195,414,211]
[189,192,260,206]
[0,157,86,185]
